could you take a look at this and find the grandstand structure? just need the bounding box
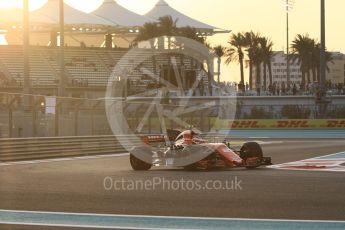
[0,0,229,98]
[0,45,208,98]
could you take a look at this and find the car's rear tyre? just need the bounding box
[240,142,263,169]
[130,154,152,171]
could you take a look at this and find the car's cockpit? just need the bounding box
[174,130,206,146]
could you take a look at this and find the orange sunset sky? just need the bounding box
[0,0,344,82]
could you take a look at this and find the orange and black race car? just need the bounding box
[129,130,272,171]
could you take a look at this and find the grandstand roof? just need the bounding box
[0,0,229,35]
[146,0,229,33]
[92,0,154,28]
[32,0,116,28]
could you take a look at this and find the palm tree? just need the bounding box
[175,26,205,67]
[291,34,314,88]
[177,26,210,94]
[225,32,246,91]
[213,45,226,83]
[134,22,162,76]
[158,15,177,34]
[259,37,274,90]
[177,26,205,45]
[312,42,333,83]
[135,18,212,94]
[244,31,261,90]
[158,15,178,49]
[247,34,264,91]
[135,22,161,48]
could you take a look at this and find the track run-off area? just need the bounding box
[0,130,345,229]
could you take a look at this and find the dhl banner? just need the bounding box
[213,119,345,129]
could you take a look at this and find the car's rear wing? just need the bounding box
[141,135,166,145]
[141,129,182,145]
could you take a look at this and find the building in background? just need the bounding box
[252,51,345,88]
[326,52,345,84]
[251,51,302,87]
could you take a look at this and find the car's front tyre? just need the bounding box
[240,142,263,169]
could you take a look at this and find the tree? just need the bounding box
[259,37,274,90]
[134,22,162,76]
[244,31,261,90]
[136,16,179,50]
[213,45,226,83]
[291,34,314,88]
[292,34,333,89]
[176,26,209,94]
[158,15,178,49]
[177,26,205,44]
[135,17,210,94]
[225,32,246,91]
[136,18,206,50]
[250,35,264,91]
[135,22,161,48]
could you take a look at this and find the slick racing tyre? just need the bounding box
[240,142,263,169]
[130,154,152,171]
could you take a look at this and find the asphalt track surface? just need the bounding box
[1,138,345,229]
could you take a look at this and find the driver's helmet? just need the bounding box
[182,130,195,145]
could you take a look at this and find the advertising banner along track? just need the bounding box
[214,119,345,129]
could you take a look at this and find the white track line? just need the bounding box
[1,209,345,223]
[0,222,183,230]
[269,151,345,172]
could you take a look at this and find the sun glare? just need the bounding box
[0,35,8,45]
[0,1,19,9]
[0,0,156,13]
[0,0,110,12]
[0,0,49,11]
[0,34,8,45]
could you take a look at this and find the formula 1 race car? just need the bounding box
[129,130,272,171]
